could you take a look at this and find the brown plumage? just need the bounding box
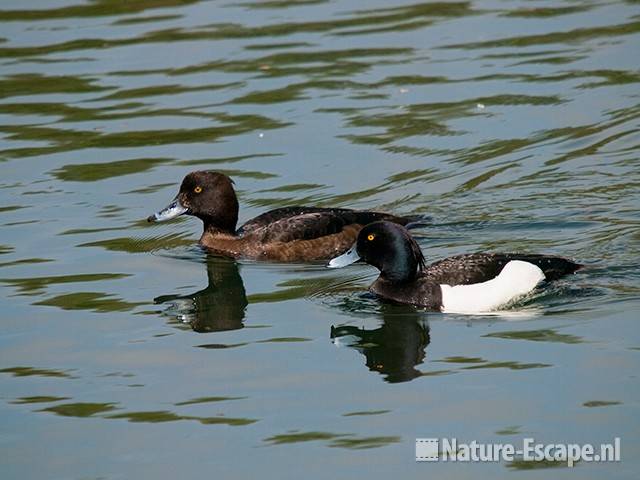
[147,171,416,262]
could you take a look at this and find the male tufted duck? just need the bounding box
[328,221,582,313]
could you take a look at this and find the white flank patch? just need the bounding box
[331,335,358,348]
[440,260,545,314]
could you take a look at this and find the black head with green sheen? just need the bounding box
[147,171,239,234]
[328,221,426,282]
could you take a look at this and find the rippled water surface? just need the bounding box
[1,0,639,478]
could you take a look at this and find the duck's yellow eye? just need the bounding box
[367,234,375,241]
[194,186,202,193]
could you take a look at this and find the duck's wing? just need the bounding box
[240,207,412,242]
[424,253,582,285]
[237,207,348,236]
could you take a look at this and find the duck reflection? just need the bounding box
[331,304,430,383]
[154,256,247,332]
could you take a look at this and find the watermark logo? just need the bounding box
[416,437,621,467]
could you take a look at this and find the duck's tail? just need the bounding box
[504,254,583,281]
[403,214,431,230]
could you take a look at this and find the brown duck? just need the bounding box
[147,171,418,262]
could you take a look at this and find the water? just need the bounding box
[1,0,639,478]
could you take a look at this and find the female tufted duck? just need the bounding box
[148,171,418,262]
[328,221,582,313]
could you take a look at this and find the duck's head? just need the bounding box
[328,221,426,282]
[147,171,239,234]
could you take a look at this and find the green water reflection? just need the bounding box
[331,304,430,383]
[155,256,248,332]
